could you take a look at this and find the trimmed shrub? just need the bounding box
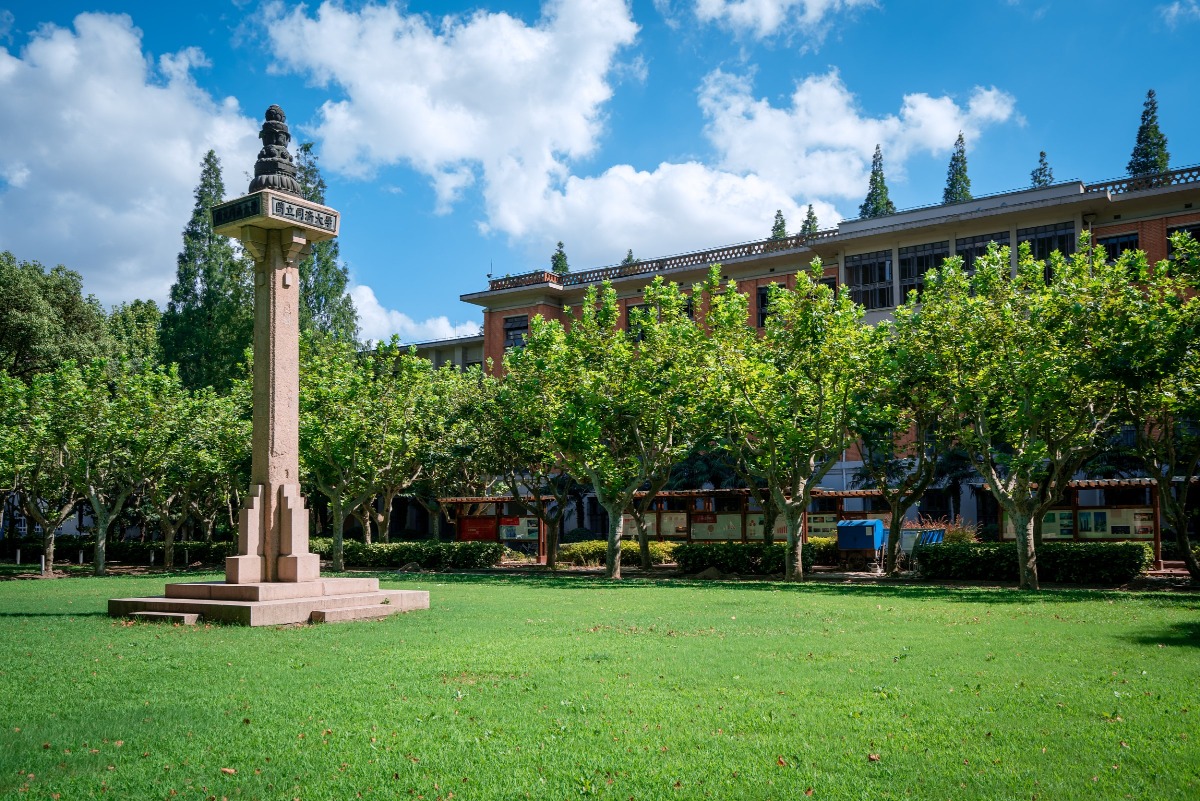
[308,537,503,570]
[916,541,1150,584]
[558,540,677,566]
[807,536,839,566]
[674,541,814,576]
[560,527,601,544]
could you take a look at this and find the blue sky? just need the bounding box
[0,0,1197,342]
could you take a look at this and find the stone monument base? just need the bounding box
[109,577,429,626]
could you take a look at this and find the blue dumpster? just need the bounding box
[836,519,885,550]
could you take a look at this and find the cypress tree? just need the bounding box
[800,204,819,238]
[551,242,569,275]
[295,143,359,342]
[943,132,972,204]
[621,249,639,266]
[1030,151,1054,187]
[770,209,788,240]
[859,145,896,219]
[1126,89,1170,179]
[160,150,253,392]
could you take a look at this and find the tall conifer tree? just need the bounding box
[859,145,896,219]
[943,132,972,204]
[295,143,358,342]
[1127,89,1170,179]
[800,204,819,238]
[160,150,253,392]
[551,242,569,275]
[770,209,788,240]
[1030,151,1054,187]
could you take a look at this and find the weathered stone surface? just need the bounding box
[131,611,199,625]
[109,589,430,627]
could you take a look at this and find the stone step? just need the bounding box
[310,604,401,623]
[130,611,199,625]
[110,589,430,626]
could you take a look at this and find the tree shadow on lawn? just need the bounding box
[1127,620,1200,649]
[0,611,109,618]
[372,570,1200,607]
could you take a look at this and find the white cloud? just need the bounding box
[351,284,480,344]
[0,13,259,305]
[1160,1,1200,26]
[691,0,876,39]
[264,0,638,212]
[699,69,1017,200]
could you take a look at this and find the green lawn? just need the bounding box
[0,573,1197,800]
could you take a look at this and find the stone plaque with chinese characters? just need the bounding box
[212,190,340,242]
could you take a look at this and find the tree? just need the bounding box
[915,238,1140,589]
[859,145,896,219]
[621,249,639,266]
[512,280,706,578]
[65,362,180,575]
[705,265,869,580]
[160,151,254,392]
[943,132,972,204]
[551,242,570,275]
[853,308,949,573]
[0,252,109,380]
[107,299,162,370]
[770,210,788,240]
[800,205,819,239]
[1030,151,1054,188]
[1120,231,1200,580]
[295,143,359,342]
[1127,89,1170,180]
[298,334,379,570]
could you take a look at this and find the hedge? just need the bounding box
[915,541,1151,584]
[308,537,504,570]
[558,539,677,566]
[674,541,814,576]
[807,536,839,566]
[1,537,237,566]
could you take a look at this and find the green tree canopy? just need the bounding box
[159,150,253,392]
[770,209,787,240]
[295,143,359,342]
[800,204,819,239]
[551,242,570,275]
[621,249,639,266]
[943,132,972,204]
[1030,151,1054,187]
[859,145,896,219]
[107,299,162,371]
[0,252,109,381]
[1127,89,1170,179]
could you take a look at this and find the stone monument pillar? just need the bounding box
[109,106,429,625]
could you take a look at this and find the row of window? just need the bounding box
[501,221,1200,340]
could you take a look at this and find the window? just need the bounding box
[820,276,838,295]
[1018,221,1075,281]
[1168,223,1200,259]
[502,315,528,349]
[756,286,773,328]
[956,231,1010,273]
[898,241,949,300]
[845,250,893,310]
[1096,232,1139,263]
[1018,221,1076,260]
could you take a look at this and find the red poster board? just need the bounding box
[459,517,499,541]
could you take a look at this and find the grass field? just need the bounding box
[0,572,1197,800]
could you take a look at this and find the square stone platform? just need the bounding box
[109,577,429,626]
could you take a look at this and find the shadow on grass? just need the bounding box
[366,569,1200,607]
[0,611,109,618]
[1128,621,1200,648]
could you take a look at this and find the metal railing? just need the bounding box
[1084,164,1200,195]
[487,229,835,292]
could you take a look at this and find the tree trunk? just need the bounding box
[1032,515,1044,549]
[1163,496,1200,581]
[762,507,778,546]
[359,499,374,545]
[161,519,182,569]
[1012,511,1040,590]
[784,506,804,581]
[604,502,624,580]
[92,505,112,577]
[545,516,560,570]
[42,529,55,577]
[885,503,904,575]
[330,495,345,572]
[634,509,652,570]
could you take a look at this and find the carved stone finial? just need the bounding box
[249,104,303,196]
